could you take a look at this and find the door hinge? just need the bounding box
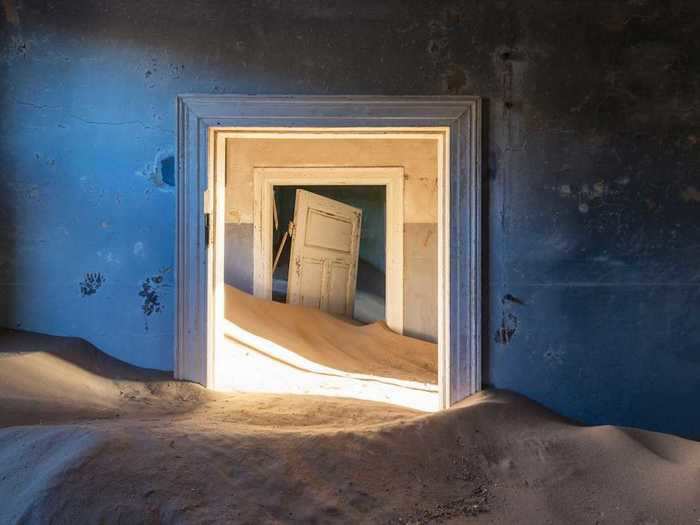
[204,213,211,247]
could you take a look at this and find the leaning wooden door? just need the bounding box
[287,190,362,317]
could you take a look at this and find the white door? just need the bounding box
[287,190,362,317]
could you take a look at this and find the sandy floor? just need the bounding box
[225,285,437,384]
[1,329,699,524]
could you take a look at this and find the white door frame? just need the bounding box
[252,166,405,334]
[176,96,482,409]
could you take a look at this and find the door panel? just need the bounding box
[298,257,324,308]
[305,210,354,253]
[327,262,350,314]
[287,190,362,318]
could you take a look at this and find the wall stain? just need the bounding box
[495,312,518,344]
[6,34,29,62]
[426,8,471,94]
[548,180,620,213]
[423,228,433,247]
[34,152,55,167]
[503,293,525,305]
[495,294,523,345]
[139,268,170,330]
[80,273,105,296]
[97,250,120,265]
[543,346,565,366]
[446,63,467,93]
[543,166,698,262]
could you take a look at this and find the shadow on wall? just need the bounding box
[0,177,17,332]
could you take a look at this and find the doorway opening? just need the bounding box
[251,166,405,334]
[175,96,482,411]
[220,136,440,410]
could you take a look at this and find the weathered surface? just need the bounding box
[1,1,699,436]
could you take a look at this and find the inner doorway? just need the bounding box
[272,186,385,324]
[251,166,405,334]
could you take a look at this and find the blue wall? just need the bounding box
[1,1,699,437]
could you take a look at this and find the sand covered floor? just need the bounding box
[225,285,437,384]
[1,329,699,524]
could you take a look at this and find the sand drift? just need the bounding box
[1,329,699,524]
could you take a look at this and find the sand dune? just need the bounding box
[225,285,437,384]
[1,329,699,524]
[0,330,208,428]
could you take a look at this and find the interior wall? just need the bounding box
[224,138,438,341]
[1,1,699,437]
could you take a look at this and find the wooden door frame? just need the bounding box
[252,166,405,334]
[176,95,482,408]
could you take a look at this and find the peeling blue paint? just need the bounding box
[495,294,524,344]
[80,273,105,297]
[494,312,518,345]
[138,268,170,331]
[159,155,175,187]
[138,150,176,190]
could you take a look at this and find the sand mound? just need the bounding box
[0,329,208,428]
[225,285,437,384]
[1,330,699,524]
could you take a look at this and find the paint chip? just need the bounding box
[160,155,175,186]
[97,250,120,265]
[495,312,518,344]
[80,273,105,296]
[138,150,176,190]
[139,268,170,330]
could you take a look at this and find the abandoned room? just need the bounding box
[1,1,699,523]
